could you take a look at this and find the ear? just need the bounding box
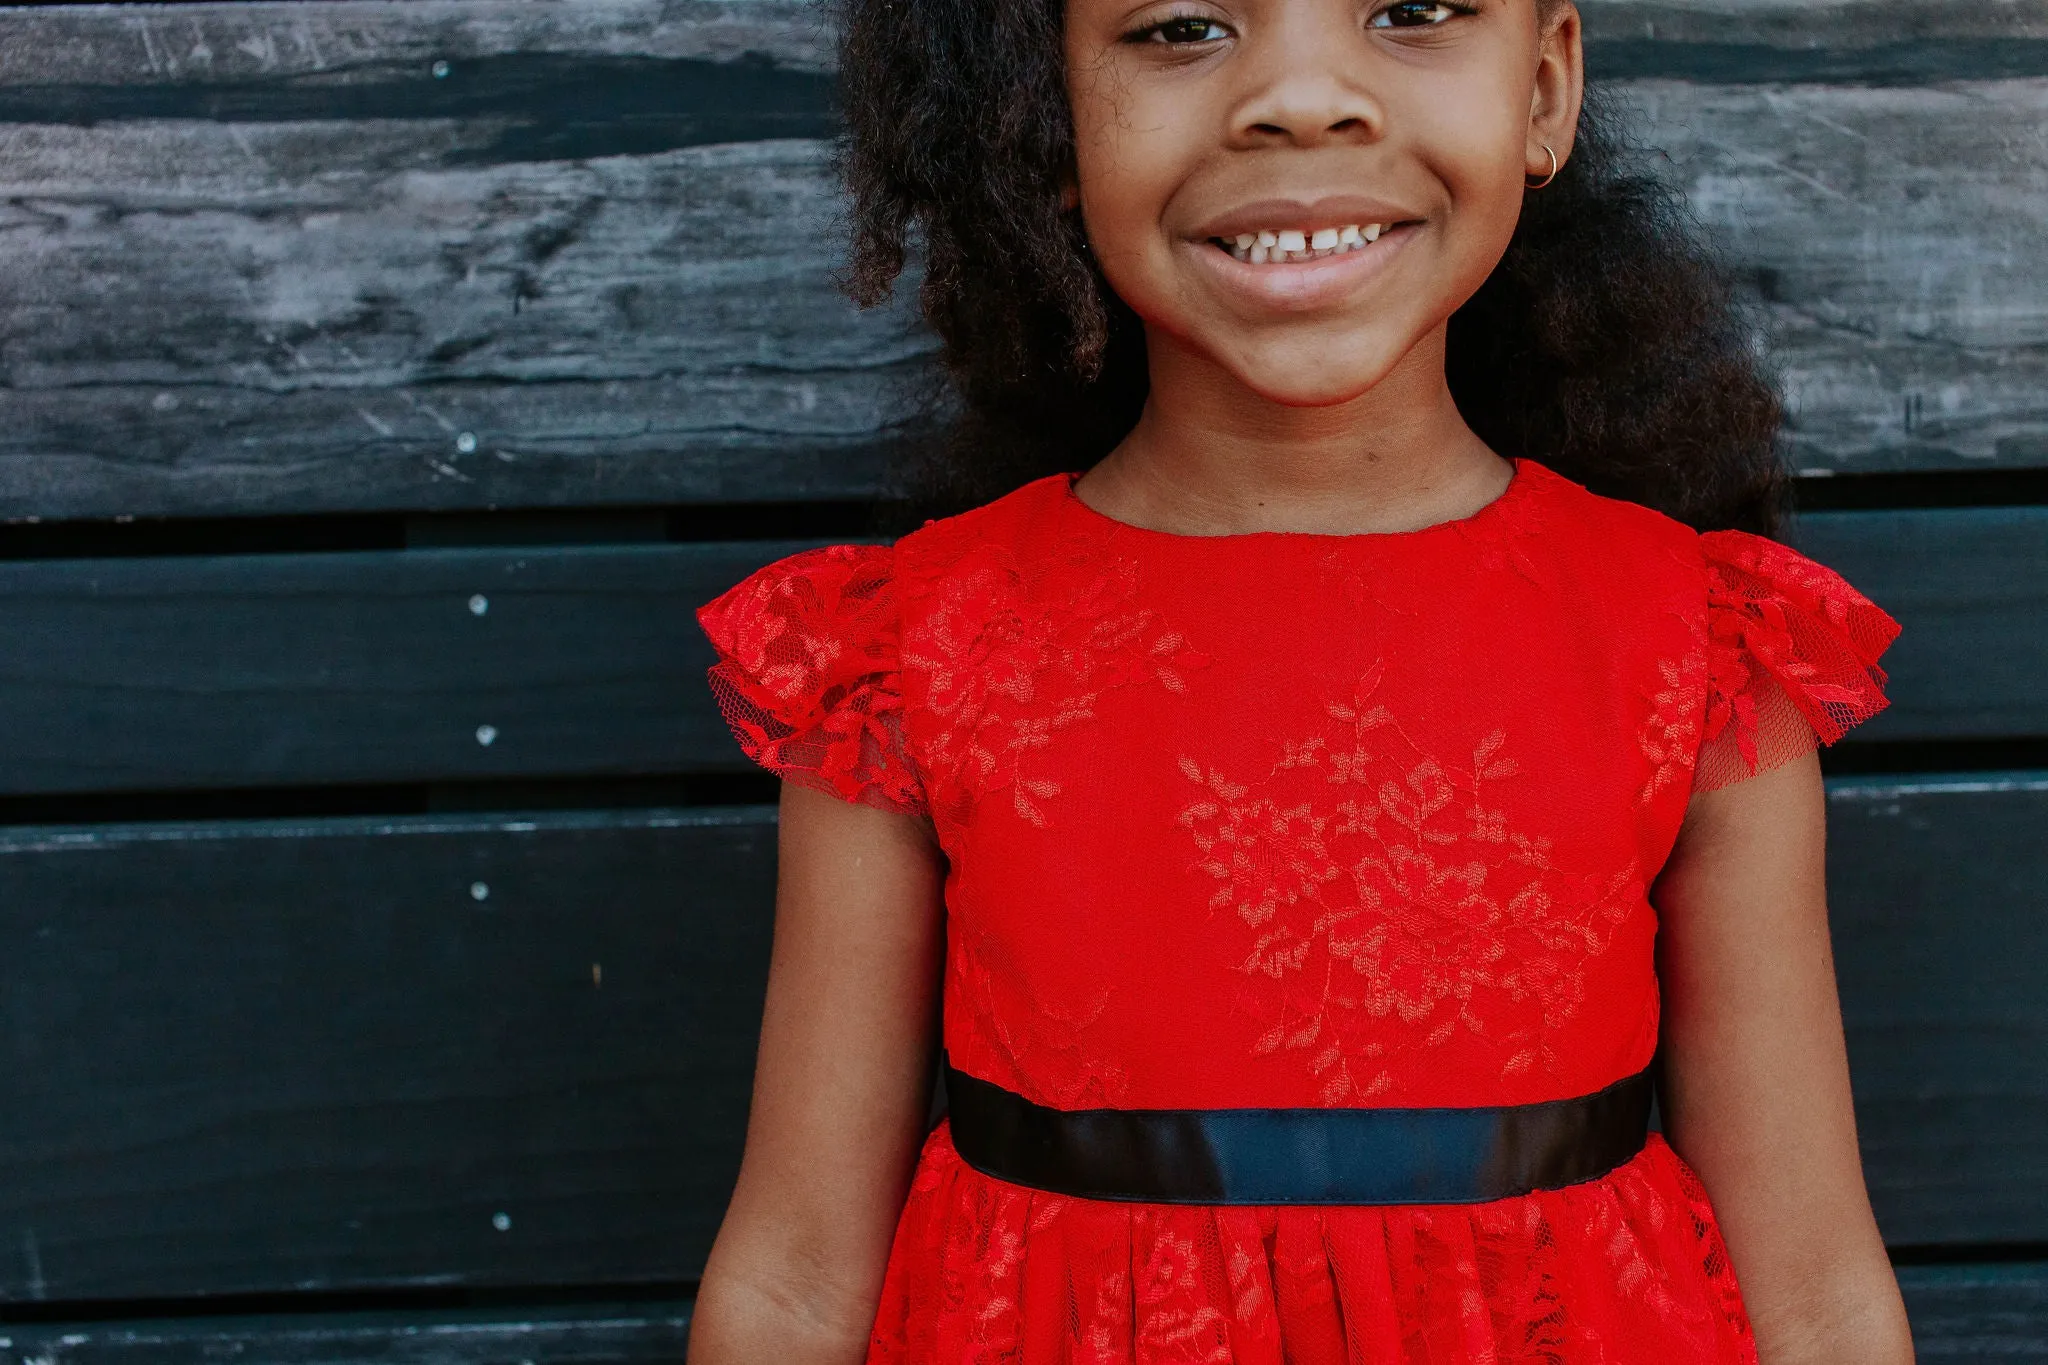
[1528,2,1585,180]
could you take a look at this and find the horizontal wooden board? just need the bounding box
[0,773,2037,1302]
[0,506,2032,797]
[1830,774,2048,1247]
[0,1267,2045,1360]
[0,1303,695,1365]
[0,806,776,1302]
[1628,79,2048,473]
[1789,507,2048,741]
[0,540,809,795]
[1898,1263,2048,1362]
[0,7,2042,517]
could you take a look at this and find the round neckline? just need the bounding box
[1059,457,1535,546]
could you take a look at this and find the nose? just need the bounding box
[1228,8,1386,147]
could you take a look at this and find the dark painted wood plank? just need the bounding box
[0,540,822,795]
[1792,508,2048,741]
[0,806,774,1301]
[1899,1263,2048,1362]
[0,507,2029,797]
[0,777,2037,1303]
[0,1303,695,1365]
[0,1267,2042,1361]
[1830,774,2048,1247]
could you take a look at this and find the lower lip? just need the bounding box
[1182,224,1419,312]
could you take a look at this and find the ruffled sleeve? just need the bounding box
[1694,529,1902,792]
[695,542,925,816]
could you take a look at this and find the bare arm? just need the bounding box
[686,783,946,1364]
[1653,750,1913,1364]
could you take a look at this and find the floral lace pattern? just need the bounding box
[902,547,1206,827]
[695,542,924,815]
[692,463,1899,1364]
[1693,530,1901,791]
[1178,659,1639,1099]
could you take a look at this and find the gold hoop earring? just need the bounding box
[1526,144,1559,190]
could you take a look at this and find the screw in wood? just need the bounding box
[475,724,498,747]
[468,593,489,616]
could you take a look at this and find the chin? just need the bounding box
[1228,355,1396,409]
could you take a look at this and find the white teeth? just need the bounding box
[1217,221,1395,263]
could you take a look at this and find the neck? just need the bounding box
[1080,325,1512,537]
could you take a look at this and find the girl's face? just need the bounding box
[1064,0,1582,408]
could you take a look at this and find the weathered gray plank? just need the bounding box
[1899,1263,2048,1362]
[0,132,927,517]
[0,0,829,84]
[0,806,774,1301]
[0,540,814,795]
[1630,79,2048,473]
[1830,774,2048,1247]
[0,6,2041,515]
[1789,508,2048,741]
[0,1304,695,1365]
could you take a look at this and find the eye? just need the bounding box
[1368,1,1467,27]
[1134,14,1232,44]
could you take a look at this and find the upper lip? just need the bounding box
[1187,195,1419,241]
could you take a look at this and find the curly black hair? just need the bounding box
[839,0,1788,535]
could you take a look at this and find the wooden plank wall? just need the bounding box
[0,0,2041,1360]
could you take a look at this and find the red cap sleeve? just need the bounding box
[1693,529,1902,792]
[695,542,925,816]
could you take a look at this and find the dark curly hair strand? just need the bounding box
[839,0,1788,535]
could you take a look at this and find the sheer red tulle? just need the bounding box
[695,459,1901,1363]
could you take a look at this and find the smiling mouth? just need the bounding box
[1208,223,1403,265]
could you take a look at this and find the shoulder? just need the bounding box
[893,473,1073,579]
[1514,459,1705,595]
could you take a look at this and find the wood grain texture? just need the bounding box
[1898,1263,2048,1362]
[0,5,2044,517]
[0,1304,695,1365]
[0,775,2035,1302]
[0,131,925,518]
[1789,507,2048,740]
[0,1270,2043,1360]
[0,507,2028,798]
[0,539,837,795]
[0,806,775,1301]
[0,0,830,84]
[1830,774,2048,1247]
[1627,79,2048,473]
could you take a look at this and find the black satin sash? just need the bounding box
[944,1058,1654,1205]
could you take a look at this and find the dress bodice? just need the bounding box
[696,458,1900,1364]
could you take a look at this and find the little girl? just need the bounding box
[686,0,1917,1358]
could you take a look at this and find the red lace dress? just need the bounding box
[696,458,1900,1364]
